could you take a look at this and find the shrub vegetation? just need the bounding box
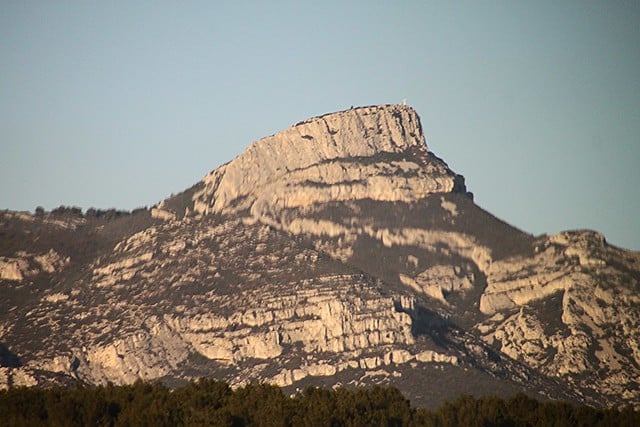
[0,379,637,426]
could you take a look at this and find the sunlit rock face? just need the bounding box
[192,105,465,218]
[0,104,638,409]
[477,230,640,401]
[0,249,68,281]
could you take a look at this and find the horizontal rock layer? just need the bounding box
[192,105,464,217]
[1,105,638,408]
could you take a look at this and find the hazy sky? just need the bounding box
[1,2,639,250]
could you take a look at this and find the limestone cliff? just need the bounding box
[0,104,638,409]
[191,105,465,218]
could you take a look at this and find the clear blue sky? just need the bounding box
[1,2,639,250]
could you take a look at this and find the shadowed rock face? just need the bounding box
[1,104,638,409]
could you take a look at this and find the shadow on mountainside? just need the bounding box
[0,343,20,368]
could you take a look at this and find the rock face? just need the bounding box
[0,104,638,409]
[193,105,463,217]
[476,231,640,401]
[0,249,68,281]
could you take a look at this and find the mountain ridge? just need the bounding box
[1,104,638,409]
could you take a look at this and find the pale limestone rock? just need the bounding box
[415,350,458,365]
[151,208,176,221]
[157,275,416,376]
[32,354,78,377]
[271,365,337,387]
[0,258,27,281]
[399,273,446,302]
[440,197,458,217]
[234,331,283,360]
[113,227,158,253]
[284,218,350,239]
[407,255,419,268]
[80,318,190,385]
[246,160,459,219]
[384,349,414,365]
[43,292,69,304]
[398,273,425,293]
[365,228,491,273]
[272,369,298,387]
[93,251,154,283]
[489,311,552,369]
[193,105,436,216]
[304,363,337,377]
[475,230,640,403]
[408,265,474,303]
[33,249,68,273]
[360,356,382,369]
[278,217,492,301]
[480,240,579,315]
[4,107,637,409]
[595,339,623,371]
[187,336,234,362]
[361,369,392,380]
[0,249,68,281]
[10,368,38,387]
[0,368,9,390]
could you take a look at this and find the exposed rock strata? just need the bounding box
[192,105,464,217]
[476,231,640,401]
[1,105,638,409]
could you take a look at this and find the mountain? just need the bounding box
[1,105,638,409]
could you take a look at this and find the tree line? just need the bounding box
[0,379,637,426]
[33,205,148,220]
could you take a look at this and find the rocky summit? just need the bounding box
[1,104,638,409]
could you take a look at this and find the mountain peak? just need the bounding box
[287,103,426,154]
[191,104,465,217]
[2,105,639,410]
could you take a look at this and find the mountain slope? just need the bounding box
[1,105,638,408]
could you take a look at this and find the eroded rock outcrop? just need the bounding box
[1,104,638,409]
[192,105,464,219]
[0,250,69,281]
[477,231,640,403]
[188,106,485,307]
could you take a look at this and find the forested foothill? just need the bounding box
[0,379,637,426]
